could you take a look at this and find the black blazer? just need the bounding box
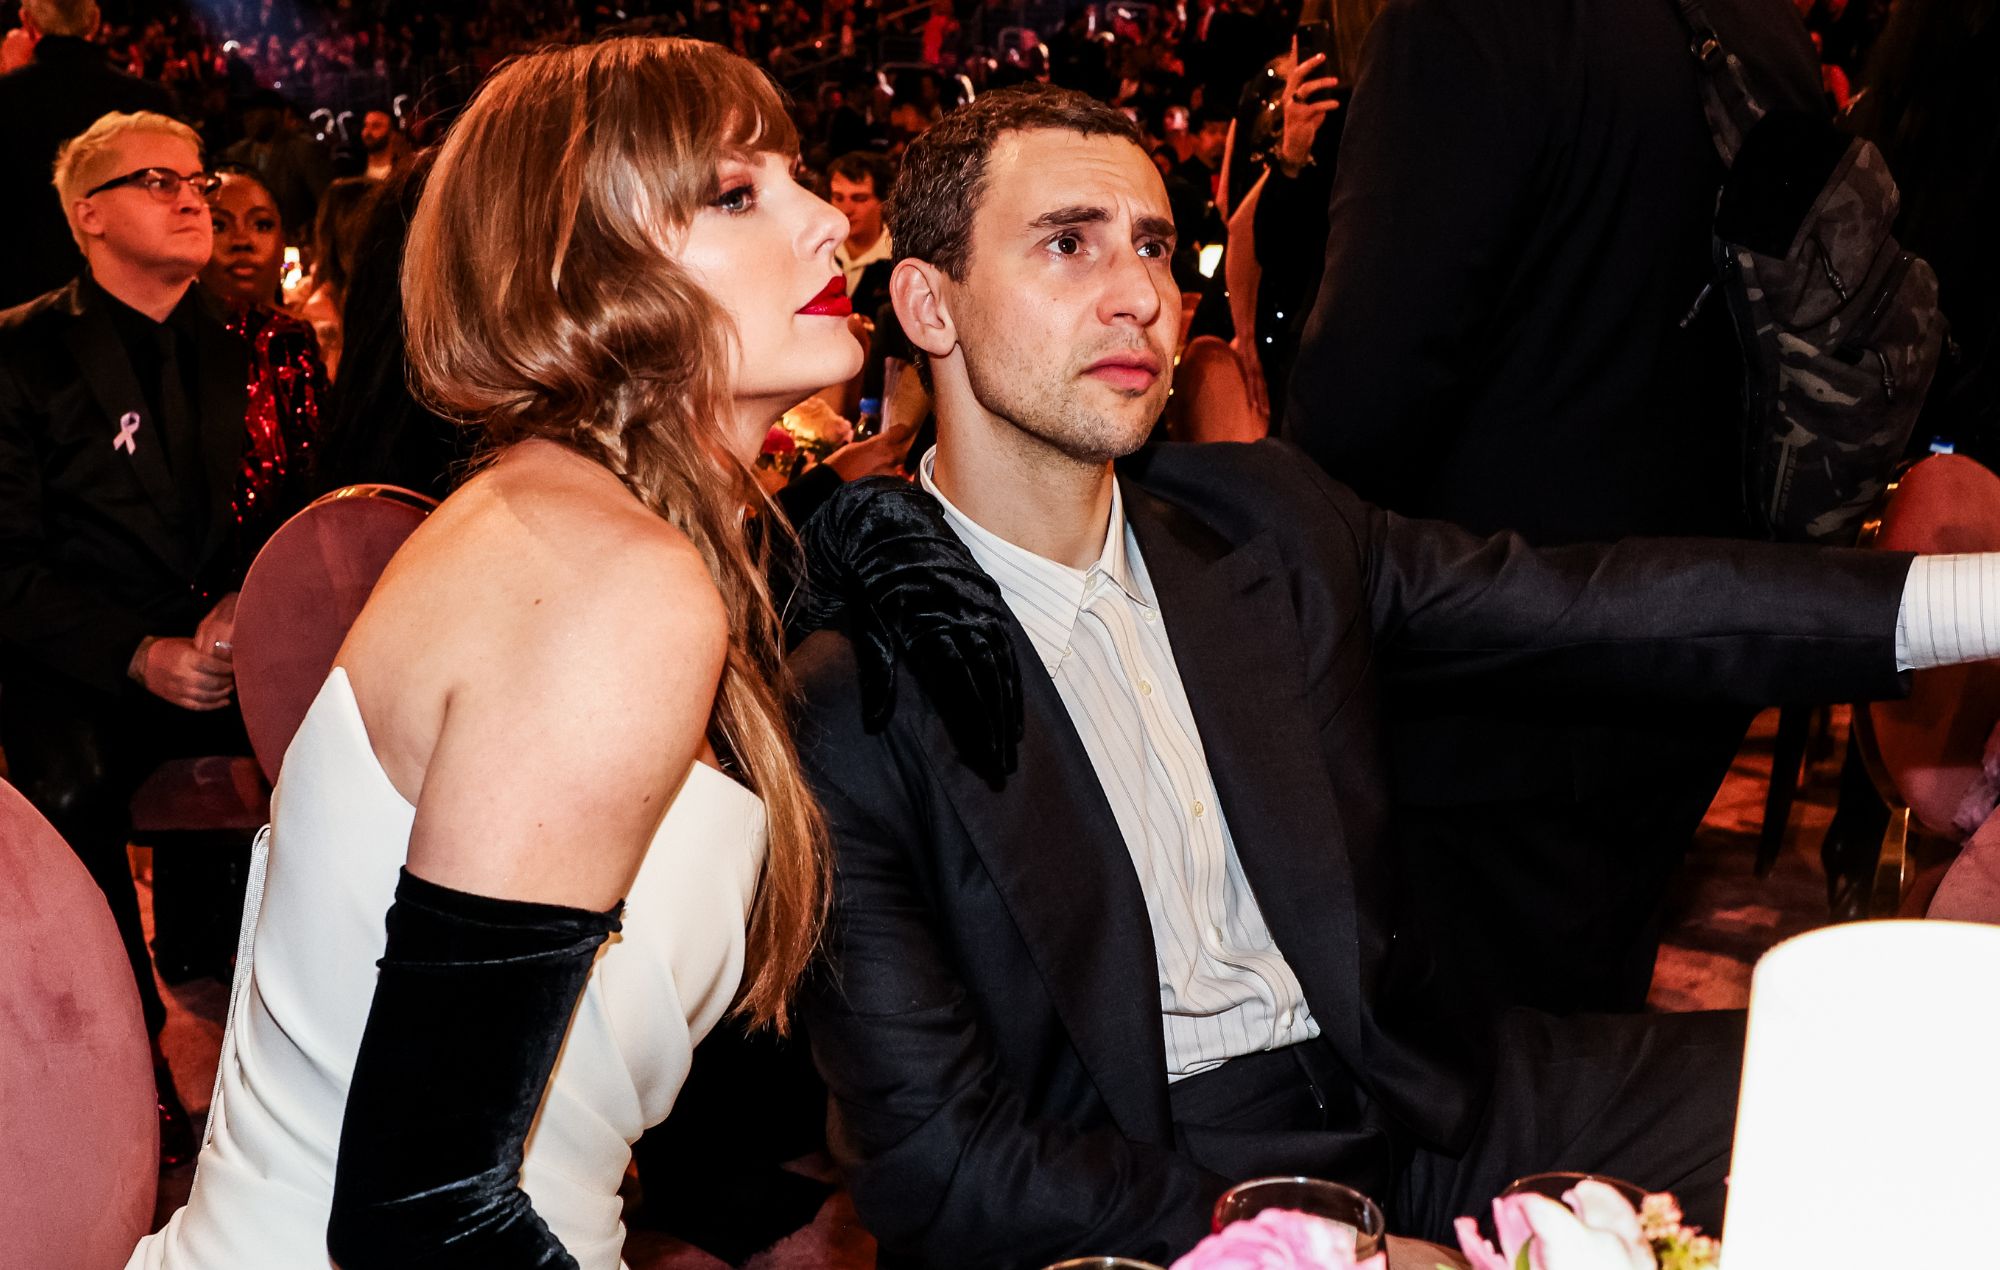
[0,38,176,310]
[792,441,1912,1269]
[0,279,249,696]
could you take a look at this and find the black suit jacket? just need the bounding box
[1276,0,1827,807]
[0,38,176,310]
[1279,0,1822,544]
[0,279,250,696]
[792,441,1912,1269]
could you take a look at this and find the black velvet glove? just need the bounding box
[795,476,1024,780]
[326,869,623,1269]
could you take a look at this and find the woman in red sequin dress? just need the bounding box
[198,166,328,590]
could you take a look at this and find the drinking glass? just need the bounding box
[1211,1176,1386,1256]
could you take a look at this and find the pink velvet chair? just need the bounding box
[0,778,157,1267]
[1854,454,2000,916]
[233,484,437,782]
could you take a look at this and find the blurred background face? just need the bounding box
[828,170,882,244]
[78,132,213,278]
[674,149,864,459]
[360,110,393,153]
[1192,119,1229,165]
[936,128,1179,465]
[201,170,283,307]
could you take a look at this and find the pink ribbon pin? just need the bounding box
[113,411,140,455]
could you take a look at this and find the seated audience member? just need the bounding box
[357,107,412,182]
[790,84,1997,1267]
[0,109,251,1170]
[830,149,896,322]
[198,165,326,577]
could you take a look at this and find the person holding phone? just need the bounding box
[1227,3,1369,411]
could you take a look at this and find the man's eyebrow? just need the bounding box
[1027,205,1112,230]
[1135,214,1177,241]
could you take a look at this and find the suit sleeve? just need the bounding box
[1278,0,1541,501]
[1300,458,1916,706]
[796,643,1226,1269]
[0,362,153,695]
[1139,441,1913,707]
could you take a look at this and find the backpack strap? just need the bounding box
[1674,0,1770,166]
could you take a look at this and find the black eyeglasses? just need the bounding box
[85,168,224,201]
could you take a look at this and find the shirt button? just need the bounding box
[1192,799,1206,818]
[1208,923,1225,947]
[1140,608,1158,623]
[1280,1008,1296,1029]
[1139,679,1154,696]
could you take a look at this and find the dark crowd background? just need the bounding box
[4,0,1987,446]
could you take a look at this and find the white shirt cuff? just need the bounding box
[1896,554,2000,671]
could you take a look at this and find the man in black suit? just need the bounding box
[1277,0,1832,1015]
[0,110,249,1166]
[791,85,1974,1266]
[0,0,176,309]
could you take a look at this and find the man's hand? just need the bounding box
[1277,48,1341,176]
[194,591,239,664]
[824,418,919,482]
[140,637,235,710]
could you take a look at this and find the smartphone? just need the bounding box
[1295,19,1334,69]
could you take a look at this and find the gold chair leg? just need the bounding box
[1869,805,1913,918]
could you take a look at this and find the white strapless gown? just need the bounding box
[130,668,768,1269]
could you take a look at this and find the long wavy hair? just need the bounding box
[401,37,825,1029]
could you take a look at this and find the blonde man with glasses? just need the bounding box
[0,109,252,1173]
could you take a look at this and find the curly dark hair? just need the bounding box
[886,83,1142,282]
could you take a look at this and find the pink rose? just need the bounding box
[1455,1181,1654,1270]
[1170,1209,1388,1270]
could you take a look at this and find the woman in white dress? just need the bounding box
[131,36,864,1268]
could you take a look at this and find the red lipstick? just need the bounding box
[798,275,852,317]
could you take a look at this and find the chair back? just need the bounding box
[0,778,156,1267]
[1861,455,2000,838]
[233,484,436,781]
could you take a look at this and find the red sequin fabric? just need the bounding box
[224,304,326,587]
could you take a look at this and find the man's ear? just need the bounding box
[70,199,105,245]
[889,257,956,364]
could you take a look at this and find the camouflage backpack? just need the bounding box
[1676,0,1947,543]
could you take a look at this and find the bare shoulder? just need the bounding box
[341,441,728,812]
[382,441,726,668]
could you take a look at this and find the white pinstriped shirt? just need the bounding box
[920,450,1319,1080]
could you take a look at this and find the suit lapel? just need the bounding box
[62,289,180,527]
[919,617,1177,1146]
[1123,480,1364,1060]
